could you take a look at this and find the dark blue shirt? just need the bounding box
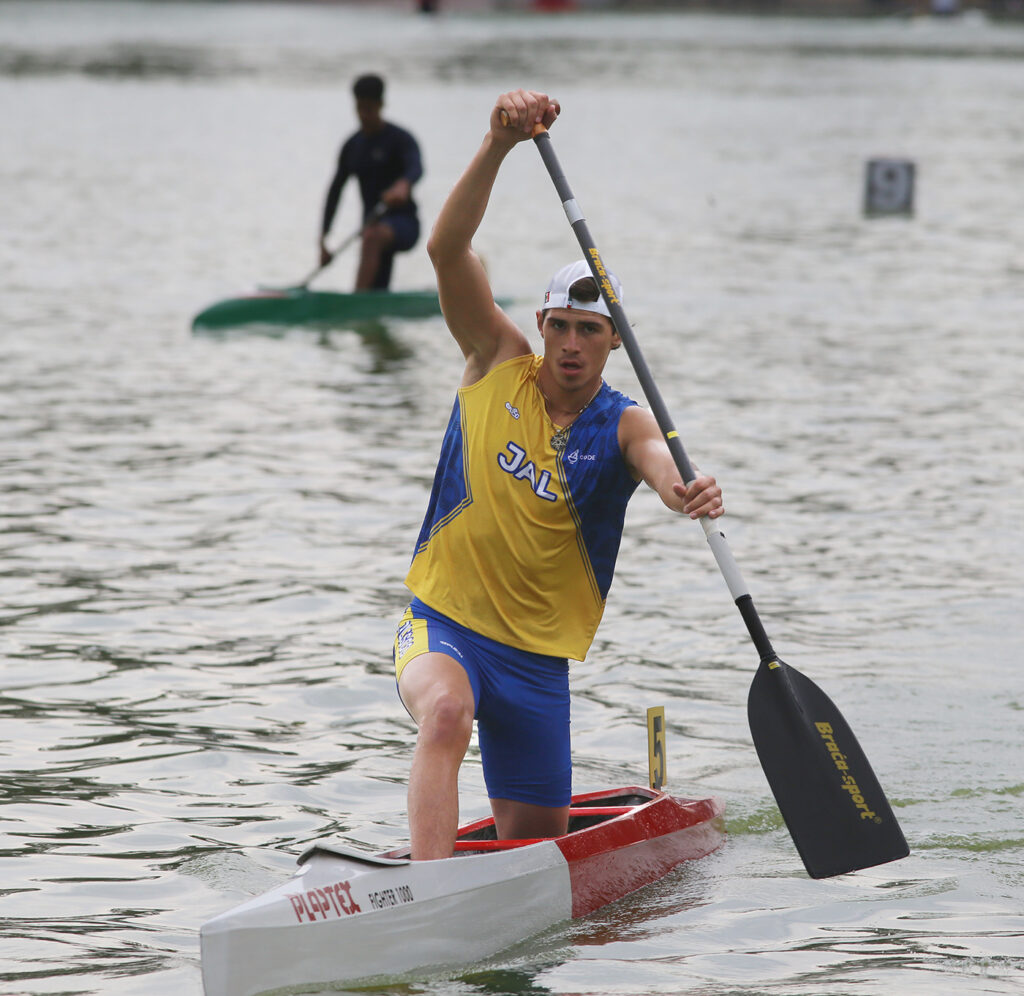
[321,122,423,234]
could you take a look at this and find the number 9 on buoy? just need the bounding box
[864,158,915,217]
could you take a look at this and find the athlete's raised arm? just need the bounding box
[426,89,560,386]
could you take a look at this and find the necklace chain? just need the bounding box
[538,379,602,454]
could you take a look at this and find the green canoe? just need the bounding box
[191,288,443,331]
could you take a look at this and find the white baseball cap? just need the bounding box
[541,259,623,319]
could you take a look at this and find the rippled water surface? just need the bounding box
[2,2,1023,994]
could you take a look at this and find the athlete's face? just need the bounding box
[355,98,383,133]
[536,308,620,392]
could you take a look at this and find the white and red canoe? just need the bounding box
[200,786,725,996]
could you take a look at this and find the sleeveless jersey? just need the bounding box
[405,353,639,660]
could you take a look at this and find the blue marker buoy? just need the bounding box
[864,158,915,217]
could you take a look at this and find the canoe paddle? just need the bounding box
[261,202,387,293]
[520,117,909,879]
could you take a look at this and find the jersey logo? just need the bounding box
[497,441,557,502]
[566,449,595,466]
[505,402,520,420]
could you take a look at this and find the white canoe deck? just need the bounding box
[200,787,725,996]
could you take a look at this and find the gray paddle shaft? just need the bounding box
[533,129,759,635]
[530,126,908,880]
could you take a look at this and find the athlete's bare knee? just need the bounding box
[417,690,472,749]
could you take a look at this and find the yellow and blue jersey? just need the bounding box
[405,353,639,660]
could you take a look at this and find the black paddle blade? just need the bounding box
[747,656,909,879]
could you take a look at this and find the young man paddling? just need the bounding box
[394,88,724,860]
[318,74,423,291]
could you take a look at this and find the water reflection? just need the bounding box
[340,320,416,372]
[456,970,555,996]
[194,318,414,372]
[5,11,1024,88]
[335,970,555,996]
[0,44,237,80]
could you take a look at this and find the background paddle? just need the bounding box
[522,118,908,879]
[261,202,387,292]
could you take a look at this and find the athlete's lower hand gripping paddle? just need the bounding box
[520,115,908,879]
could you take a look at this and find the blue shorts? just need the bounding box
[382,211,419,253]
[394,599,571,808]
[369,211,419,290]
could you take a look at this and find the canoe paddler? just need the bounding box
[318,74,423,291]
[393,88,724,861]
